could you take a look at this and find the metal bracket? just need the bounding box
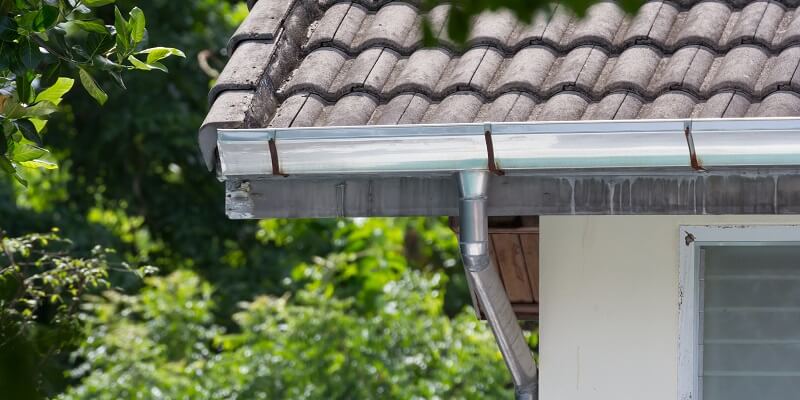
[483,123,505,176]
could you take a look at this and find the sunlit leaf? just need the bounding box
[78,68,107,105]
[19,158,57,169]
[72,20,109,35]
[139,47,185,64]
[129,7,145,44]
[10,143,47,162]
[35,77,74,105]
[83,0,116,7]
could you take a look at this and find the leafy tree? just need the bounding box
[0,229,153,399]
[61,269,517,400]
[0,0,184,183]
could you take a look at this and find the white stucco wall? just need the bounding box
[538,215,800,400]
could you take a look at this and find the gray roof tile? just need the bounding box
[603,45,661,94]
[623,1,679,46]
[489,46,557,95]
[229,0,297,51]
[707,45,769,93]
[202,0,800,169]
[565,2,626,48]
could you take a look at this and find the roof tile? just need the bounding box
[435,47,503,94]
[584,91,644,119]
[699,91,751,117]
[563,2,626,48]
[537,92,589,121]
[545,46,608,94]
[282,48,348,96]
[668,1,733,49]
[602,46,661,95]
[321,93,379,125]
[725,1,786,46]
[622,1,679,47]
[707,45,770,93]
[489,46,557,95]
[269,93,326,127]
[369,93,430,124]
[638,91,697,118]
[384,49,450,96]
[751,90,800,116]
[205,0,800,166]
[761,45,800,93]
[469,10,519,46]
[650,45,715,94]
[211,41,276,103]
[229,0,297,51]
[352,3,419,50]
[476,92,538,122]
[423,92,484,123]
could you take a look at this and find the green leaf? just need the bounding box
[129,7,145,45]
[138,47,185,64]
[13,119,40,145]
[72,20,109,35]
[23,101,59,118]
[36,5,60,31]
[16,70,35,104]
[0,15,17,42]
[78,68,107,105]
[10,143,47,162]
[35,77,75,105]
[0,154,15,174]
[19,159,57,169]
[127,55,153,71]
[113,7,130,56]
[83,0,117,7]
[18,38,42,71]
[93,55,127,71]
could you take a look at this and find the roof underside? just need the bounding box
[202,0,800,218]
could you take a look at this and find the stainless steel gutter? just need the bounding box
[458,170,538,400]
[217,118,800,177]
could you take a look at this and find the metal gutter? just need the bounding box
[216,117,800,178]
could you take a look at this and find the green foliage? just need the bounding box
[0,0,183,182]
[62,269,512,400]
[0,229,154,399]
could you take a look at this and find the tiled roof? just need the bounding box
[200,0,800,168]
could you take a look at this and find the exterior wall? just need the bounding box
[539,215,800,400]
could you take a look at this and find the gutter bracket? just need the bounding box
[457,170,538,400]
[684,121,706,172]
[483,123,505,176]
[267,129,289,177]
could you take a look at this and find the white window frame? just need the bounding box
[677,225,800,400]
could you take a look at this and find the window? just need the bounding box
[678,226,800,400]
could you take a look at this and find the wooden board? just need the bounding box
[451,216,541,321]
[492,234,534,303]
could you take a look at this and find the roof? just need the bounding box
[200,0,800,169]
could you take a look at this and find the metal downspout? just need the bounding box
[457,170,539,400]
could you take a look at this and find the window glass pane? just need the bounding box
[702,246,800,400]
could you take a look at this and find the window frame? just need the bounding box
[677,225,800,400]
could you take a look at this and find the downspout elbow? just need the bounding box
[457,170,539,400]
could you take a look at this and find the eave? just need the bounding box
[216,117,800,219]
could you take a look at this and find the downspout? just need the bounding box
[457,170,538,400]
